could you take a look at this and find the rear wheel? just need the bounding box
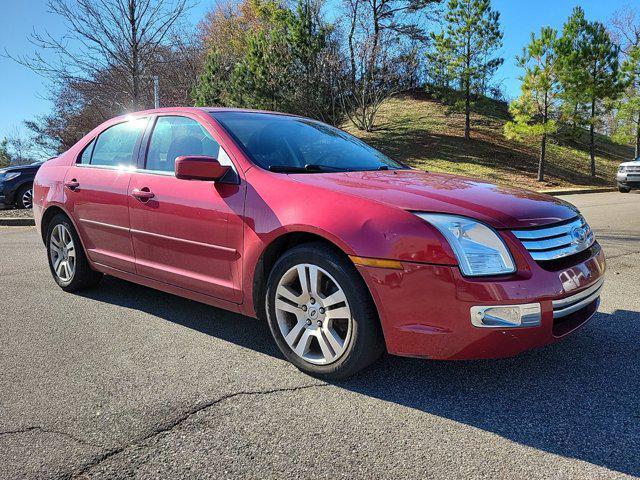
[16,184,33,209]
[265,242,384,379]
[46,214,103,292]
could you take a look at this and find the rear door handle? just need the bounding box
[64,179,79,190]
[131,188,155,201]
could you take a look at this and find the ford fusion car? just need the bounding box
[33,108,606,379]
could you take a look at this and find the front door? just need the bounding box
[128,114,245,303]
[64,117,147,273]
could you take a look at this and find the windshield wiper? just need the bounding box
[268,165,310,173]
[268,164,349,173]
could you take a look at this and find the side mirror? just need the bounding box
[174,155,230,181]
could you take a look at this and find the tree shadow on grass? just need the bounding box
[366,126,616,187]
[80,276,639,476]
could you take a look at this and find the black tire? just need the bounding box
[265,242,384,380]
[16,184,33,209]
[618,186,631,193]
[45,213,103,292]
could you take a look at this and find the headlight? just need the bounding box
[414,213,516,276]
[618,166,626,172]
[2,172,20,181]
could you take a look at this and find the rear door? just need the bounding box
[64,117,147,273]
[128,114,245,302]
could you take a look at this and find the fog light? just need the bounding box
[470,303,541,328]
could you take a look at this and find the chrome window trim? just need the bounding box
[74,163,137,172]
[552,278,604,318]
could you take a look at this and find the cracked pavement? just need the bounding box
[1,192,639,479]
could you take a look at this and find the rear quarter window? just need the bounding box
[79,139,95,164]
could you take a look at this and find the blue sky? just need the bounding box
[0,0,635,140]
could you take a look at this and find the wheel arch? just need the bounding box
[39,204,85,251]
[251,231,353,321]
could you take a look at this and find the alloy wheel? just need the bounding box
[274,263,352,365]
[50,224,76,283]
[21,188,33,209]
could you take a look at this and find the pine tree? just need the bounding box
[192,49,227,107]
[0,139,10,168]
[195,0,341,122]
[557,7,623,176]
[614,44,640,158]
[504,27,560,182]
[428,0,503,139]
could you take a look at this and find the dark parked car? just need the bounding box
[0,161,44,209]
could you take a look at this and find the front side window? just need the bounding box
[90,118,147,167]
[145,116,231,173]
[212,111,405,173]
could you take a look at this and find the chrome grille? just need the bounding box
[511,216,595,262]
[625,165,640,173]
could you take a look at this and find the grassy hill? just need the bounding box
[344,90,634,192]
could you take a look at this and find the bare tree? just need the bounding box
[4,128,38,165]
[340,0,439,131]
[7,0,192,110]
[610,6,640,157]
[24,37,203,155]
[610,6,640,55]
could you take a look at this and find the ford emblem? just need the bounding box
[571,226,588,244]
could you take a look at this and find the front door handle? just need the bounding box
[131,187,155,201]
[64,179,79,191]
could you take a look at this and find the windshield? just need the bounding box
[212,111,405,173]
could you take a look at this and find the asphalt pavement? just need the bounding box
[0,191,639,479]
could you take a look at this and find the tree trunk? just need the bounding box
[538,133,546,182]
[590,98,596,177]
[464,30,471,140]
[636,110,640,159]
[464,80,471,140]
[129,0,140,108]
[538,91,549,182]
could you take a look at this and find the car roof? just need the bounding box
[120,106,301,120]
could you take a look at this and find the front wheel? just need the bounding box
[618,186,631,193]
[265,243,384,379]
[16,184,33,209]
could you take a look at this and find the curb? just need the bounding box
[540,187,616,196]
[0,217,35,227]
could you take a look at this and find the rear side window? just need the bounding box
[145,116,223,173]
[90,118,147,167]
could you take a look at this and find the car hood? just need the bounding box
[620,159,640,167]
[289,169,579,229]
[0,163,41,174]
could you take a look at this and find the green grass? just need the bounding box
[344,91,634,192]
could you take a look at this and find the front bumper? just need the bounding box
[357,243,606,360]
[0,183,8,205]
[617,173,640,188]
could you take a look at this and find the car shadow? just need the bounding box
[79,276,640,476]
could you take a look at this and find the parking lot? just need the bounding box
[0,191,639,479]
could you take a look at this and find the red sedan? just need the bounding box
[33,108,606,378]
